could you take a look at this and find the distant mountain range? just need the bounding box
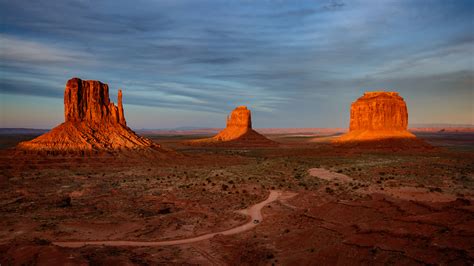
[2,124,473,135]
[0,128,49,135]
[137,126,474,135]
[409,123,474,128]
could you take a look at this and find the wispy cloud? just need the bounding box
[0,35,92,64]
[1,0,473,127]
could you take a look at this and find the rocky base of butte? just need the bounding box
[17,78,159,153]
[335,92,416,142]
[190,106,277,147]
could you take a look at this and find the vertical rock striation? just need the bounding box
[64,78,126,125]
[17,77,158,153]
[336,91,416,142]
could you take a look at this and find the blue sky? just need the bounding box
[1,0,473,129]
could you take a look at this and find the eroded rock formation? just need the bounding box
[191,106,276,146]
[214,106,252,141]
[17,78,158,153]
[336,91,416,142]
[64,78,126,125]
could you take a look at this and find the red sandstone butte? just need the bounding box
[17,78,158,153]
[335,91,416,142]
[191,106,276,146]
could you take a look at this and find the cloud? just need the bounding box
[0,78,63,99]
[269,0,345,18]
[1,0,473,127]
[0,35,92,64]
[186,57,240,65]
[367,40,474,79]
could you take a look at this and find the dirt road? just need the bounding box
[54,190,284,248]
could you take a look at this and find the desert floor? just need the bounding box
[1,131,473,265]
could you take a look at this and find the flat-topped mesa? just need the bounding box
[350,91,408,131]
[17,78,157,153]
[190,106,277,146]
[336,91,416,142]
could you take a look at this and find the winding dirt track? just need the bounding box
[53,190,282,248]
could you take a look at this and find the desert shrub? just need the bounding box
[57,196,71,208]
[33,238,51,245]
[429,187,443,193]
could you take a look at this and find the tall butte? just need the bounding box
[17,78,159,153]
[335,91,416,142]
[191,106,276,146]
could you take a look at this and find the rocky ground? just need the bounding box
[0,132,473,265]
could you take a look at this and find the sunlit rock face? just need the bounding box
[191,106,277,146]
[214,106,252,141]
[17,78,158,153]
[64,78,126,125]
[336,91,416,142]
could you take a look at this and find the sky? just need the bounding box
[0,0,473,129]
